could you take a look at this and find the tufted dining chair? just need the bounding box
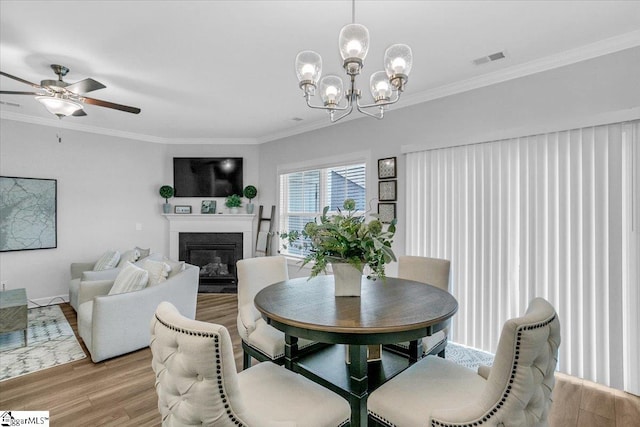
[396,255,451,357]
[236,256,316,369]
[150,301,350,427]
[369,297,561,427]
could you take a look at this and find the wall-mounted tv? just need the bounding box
[173,157,243,197]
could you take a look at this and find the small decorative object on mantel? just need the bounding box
[378,157,397,179]
[225,194,242,214]
[174,205,191,214]
[243,185,257,214]
[281,199,397,297]
[159,185,174,214]
[201,200,216,214]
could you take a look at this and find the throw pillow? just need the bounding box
[136,247,151,259]
[117,248,141,267]
[94,250,121,271]
[108,262,149,295]
[164,258,186,278]
[143,259,171,286]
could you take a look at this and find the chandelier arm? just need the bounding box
[330,105,355,123]
[355,104,384,119]
[305,94,351,111]
[355,91,401,110]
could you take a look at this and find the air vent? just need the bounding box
[0,100,21,107]
[291,117,304,122]
[473,51,506,66]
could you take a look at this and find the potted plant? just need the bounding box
[225,194,242,214]
[281,198,397,296]
[159,185,174,214]
[243,185,258,214]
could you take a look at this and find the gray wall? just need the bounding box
[258,47,640,261]
[1,47,638,303]
[0,121,259,304]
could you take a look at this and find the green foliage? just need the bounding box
[225,194,242,208]
[281,199,397,280]
[243,185,257,202]
[159,185,174,203]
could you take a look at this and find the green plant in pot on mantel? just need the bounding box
[159,185,174,214]
[243,185,257,214]
[225,194,242,214]
[281,198,397,296]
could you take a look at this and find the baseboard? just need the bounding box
[28,294,69,308]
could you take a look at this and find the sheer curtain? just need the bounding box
[406,121,639,392]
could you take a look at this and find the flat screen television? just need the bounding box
[173,157,243,197]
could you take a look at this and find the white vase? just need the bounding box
[332,262,364,297]
[230,207,240,214]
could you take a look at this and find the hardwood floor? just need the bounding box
[0,294,241,426]
[1,294,638,426]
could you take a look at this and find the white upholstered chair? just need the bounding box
[368,297,561,427]
[236,256,316,369]
[150,302,350,427]
[396,255,451,357]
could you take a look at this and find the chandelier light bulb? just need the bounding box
[295,51,323,93]
[370,71,392,102]
[391,57,407,74]
[339,23,370,61]
[319,75,344,107]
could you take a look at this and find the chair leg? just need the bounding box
[243,350,251,370]
[438,348,445,358]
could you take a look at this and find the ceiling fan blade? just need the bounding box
[0,91,40,95]
[0,71,42,88]
[72,109,87,117]
[81,96,141,114]
[65,78,106,94]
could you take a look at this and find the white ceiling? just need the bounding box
[1,1,639,144]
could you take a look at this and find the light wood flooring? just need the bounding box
[0,294,638,426]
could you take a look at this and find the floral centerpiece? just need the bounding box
[281,199,397,282]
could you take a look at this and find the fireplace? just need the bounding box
[179,232,243,293]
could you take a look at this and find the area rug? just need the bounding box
[0,305,86,381]
[445,341,495,371]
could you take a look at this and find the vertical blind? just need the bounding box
[406,121,639,392]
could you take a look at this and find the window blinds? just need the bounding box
[406,121,639,392]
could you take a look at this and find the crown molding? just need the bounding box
[3,30,638,145]
[0,111,259,145]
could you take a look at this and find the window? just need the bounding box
[279,162,366,257]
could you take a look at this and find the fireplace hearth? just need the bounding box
[179,232,243,293]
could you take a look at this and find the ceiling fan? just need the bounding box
[0,64,141,118]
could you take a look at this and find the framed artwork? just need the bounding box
[174,205,192,214]
[378,157,397,179]
[0,176,57,252]
[378,203,396,224]
[378,180,397,201]
[201,200,216,214]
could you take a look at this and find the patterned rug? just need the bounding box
[0,305,86,381]
[445,341,495,371]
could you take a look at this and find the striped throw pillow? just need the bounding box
[108,262,149,295]
[94,250,121,271]
[143,259,170,286]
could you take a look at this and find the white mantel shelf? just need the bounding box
[164,213,255,261]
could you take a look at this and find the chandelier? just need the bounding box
[294,0,413,122]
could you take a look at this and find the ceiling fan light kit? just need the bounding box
[0,64,141,119]
[294,0,413,123]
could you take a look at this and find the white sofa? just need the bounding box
[77,263,199,362]
[69,252,161,312]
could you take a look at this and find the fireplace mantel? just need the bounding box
[164,214,254,261]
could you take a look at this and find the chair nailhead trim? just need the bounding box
[430,314,557,427]
[155,314,248,427]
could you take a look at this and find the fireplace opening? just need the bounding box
[179,232,243,293]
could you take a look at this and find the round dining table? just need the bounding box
[254,275,458,427]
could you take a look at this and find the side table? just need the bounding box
[0,288,28,346]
